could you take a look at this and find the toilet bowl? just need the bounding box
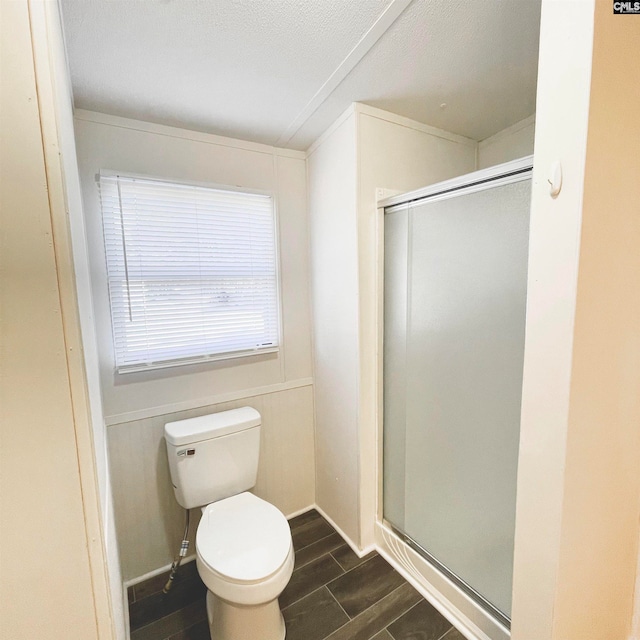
[196,492,294,640]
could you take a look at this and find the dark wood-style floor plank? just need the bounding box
[291,515,334,551]
[324,583,422,640]
[280,554,345,609]
[331,544,378,572]
[294,532,345,570]
[327,554,406,618]
[441,627,468,640]
[387,600,452,640]
[371,630,395,640]
[282,586,350,640]
[288,509,321,531]
[127,509,444,640]
[129,574,207,632]
[133,561,200,602]
[166,619,211,640]
[131,598,207,640]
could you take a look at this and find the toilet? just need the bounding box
[164,407,294,640]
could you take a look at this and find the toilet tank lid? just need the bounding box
[165,407,261,446]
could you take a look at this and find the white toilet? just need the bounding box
[164,407,294,640]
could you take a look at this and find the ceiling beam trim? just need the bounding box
[275,0,415,147]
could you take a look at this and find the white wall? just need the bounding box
[511,2,595,634]
[477,115,535,170]
[308,104,476,550]
[307,110,361,546]
[74,112,316,580]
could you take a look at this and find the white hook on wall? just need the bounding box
[548,160,563,197]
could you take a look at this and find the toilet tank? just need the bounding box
[165,407,261,509]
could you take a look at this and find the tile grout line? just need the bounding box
[294,530,342,556]
[281,550,346,611]
[435,626,457,640]
[322,581,416,640]
[325,552,380,590]
[328,546,358,572]
[286,547,381,611]
[281,583,334,615]
[326,586,352,624]
[383,599,454,640]
[295,538,346,569]
[377,594,424,639]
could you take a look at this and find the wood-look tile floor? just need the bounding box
[128,509,465,640]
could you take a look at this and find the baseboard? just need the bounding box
[123,554,197,588]
[285,503,316,520]
[122,585,131,640]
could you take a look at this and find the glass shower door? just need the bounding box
[383,174,531,623]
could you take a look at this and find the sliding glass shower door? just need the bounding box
[383,166,531,624]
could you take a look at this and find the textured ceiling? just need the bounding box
[60,0,541,150]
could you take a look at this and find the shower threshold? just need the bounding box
[386,522,511,631]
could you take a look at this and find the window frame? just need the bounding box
[98,169,283,374]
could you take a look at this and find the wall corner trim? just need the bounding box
[313,504,374,559]
[305,104,358,158]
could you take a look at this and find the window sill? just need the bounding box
[115,346,279,375]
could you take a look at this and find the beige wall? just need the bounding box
[0,1,111,637]
[74,113,316,581]
[634,544,640,640]
[38,4,126,636]
[477,115,536,170]
[308,104,477,549]
[552,0,640,636]
[512,0,640,638]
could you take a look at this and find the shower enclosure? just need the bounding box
[382,157,532,628]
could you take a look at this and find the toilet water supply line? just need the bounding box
[163,509,190,594]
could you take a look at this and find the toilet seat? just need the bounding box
[196,492,294,605]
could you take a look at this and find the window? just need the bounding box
[99,173,280,373]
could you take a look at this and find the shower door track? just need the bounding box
[380,155,533,212]
[386,521,511,630]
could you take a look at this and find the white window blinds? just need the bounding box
[99,174,280,373]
